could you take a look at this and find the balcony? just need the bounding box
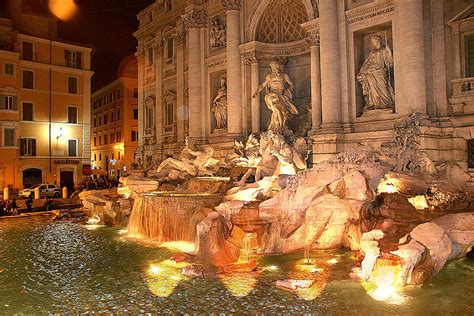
[450,77,474,115]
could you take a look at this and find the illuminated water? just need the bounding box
[0,218,473,314]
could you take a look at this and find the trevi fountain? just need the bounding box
[1,61,472,313]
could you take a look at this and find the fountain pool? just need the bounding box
[0,218,472,314]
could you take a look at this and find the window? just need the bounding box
[117,109,120,120]
[111,112,114,122]
[466,34,474,78]
[118,151,121,160]
[104,114,108,124]
[94,154,96,161]
[4,63,14,76]
[68,139,77,157]
[22,102,33,121]
[93,118,96,127]
[164,0,172,12]
[68,77,78,94]
[22,41,33,61]
[110,132,115,143]
[131,130,139,142]
[145,107,154,129]
[65,50,81,69]
[133,88,138,98]
[20,138,36,156]
[99,153,102,161]
[165,102,174,125]
[67,106,78,124]
[3,128,14,147]
[93,137,96,146]
[147,47,154,66]
[99,116,102,125]
[0,95,17,111]
[104,134,108,144]
[99,135,102,145]
[134,108,138,119]
[22,70,33,89]
[469,139,474,168]
[167,37,174,59]
[116,131,121,142]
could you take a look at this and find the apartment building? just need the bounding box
[91,56,138,177]
[0,0,93,191]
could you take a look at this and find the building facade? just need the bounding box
[91,56,139,178]
[0,1,93,191]
[134,0,474,187]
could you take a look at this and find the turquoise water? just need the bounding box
[0,218,473,314]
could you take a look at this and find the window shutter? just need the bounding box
[12,96,18,111]
[20,139,25,155]
[32,139,36,156]
[77,52,82,69]
[0,96,5,110]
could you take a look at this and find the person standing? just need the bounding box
[25,196,32,213]
[11,198,18,215]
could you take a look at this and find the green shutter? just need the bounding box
[12,96,18,111]
[32,139,36,156]
[0,96,5,110]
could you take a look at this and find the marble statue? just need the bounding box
[357,35,395,112]
[157,137,219,179]
[268,132,307,175]
[252,60,299,134]
[211,77,228,130]
[210,18,226,49]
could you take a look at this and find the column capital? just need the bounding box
[243,51,260,65]
[175,30,186,45]
[306,29,320,46]
[221,0,242,11]
[182,8,208,30]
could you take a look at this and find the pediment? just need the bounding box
[0,86,18,95]
[162,90,176,99]
[448,4,474,26]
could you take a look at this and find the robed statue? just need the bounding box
[357,35,395,112]
[252,60,298,134]
[212,77,228,130]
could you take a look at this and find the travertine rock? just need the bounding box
[432,213,474,260]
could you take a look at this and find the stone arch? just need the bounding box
[247,0,316,42]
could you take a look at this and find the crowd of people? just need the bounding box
[80,176,120,191]
[0,199,18,216]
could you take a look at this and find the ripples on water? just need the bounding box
[0,218,473,314]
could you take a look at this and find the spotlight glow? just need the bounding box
[48,0,78,21]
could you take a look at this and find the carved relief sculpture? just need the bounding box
[252,60,299,134]
[357,35,395,113]
[212,77,228,131]
[210,17,226,49]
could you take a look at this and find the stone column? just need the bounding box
[245,52,260,133]
[452,30,462,80]
[135,50,145,147]
[319,1,342,129]
[396,0,426,114]
[154,42,163,146]
[182,8,207,140]
[222,0,243,136]
[308,31,322,130]
[175,30,186,143]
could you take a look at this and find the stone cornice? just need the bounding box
[182,7,208,30]
[221,0,242,11]
[301,19,320,46]
[345,0,394,25]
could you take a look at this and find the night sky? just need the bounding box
[57,0,154,91]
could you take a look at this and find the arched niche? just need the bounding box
[246,0,317,43]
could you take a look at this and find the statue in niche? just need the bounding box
[357,34,395,113]
[252,60,299,134]
[211,77,228,130]
[156,137,219,180]
[210,18,226,49]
